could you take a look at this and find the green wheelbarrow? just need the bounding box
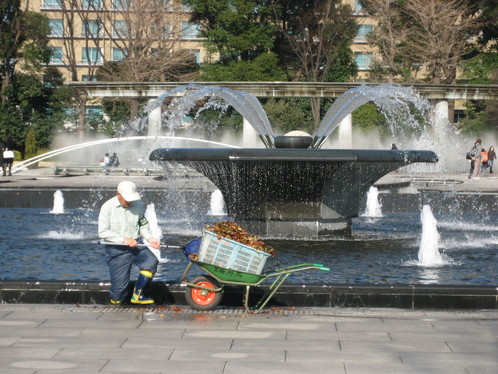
[180,258,330,313]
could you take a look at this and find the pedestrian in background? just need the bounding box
[2,148,14,176]
[468,138,483,180]
[100,153,110,166]
[109,152,120,167]
[487,146,496,174]
[0,147,4,176]
[481,148,489,174]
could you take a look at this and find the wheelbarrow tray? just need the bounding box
[191,258,267,285]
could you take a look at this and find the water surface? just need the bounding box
[1,208,496,285]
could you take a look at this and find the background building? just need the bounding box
[30,0,208,82]
[29,0,380,83]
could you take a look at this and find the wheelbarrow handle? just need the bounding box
[272,263,330,273]
[93,240,183,249]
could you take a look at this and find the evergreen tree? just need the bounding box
[24,127,37,159]
[0,0,53,151]
[0,0,50,104]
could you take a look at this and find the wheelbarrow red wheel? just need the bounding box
[185,275,222,311]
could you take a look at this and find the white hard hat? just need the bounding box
[117,181,141,202]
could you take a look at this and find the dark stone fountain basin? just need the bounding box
[150,148,438,237]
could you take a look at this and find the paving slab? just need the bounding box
[225,361,346,374]
[339,340,451,353]
[0,304,496,374]
[344,362,467,374]
[102,359,226,373]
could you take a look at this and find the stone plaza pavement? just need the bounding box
[0,304,496,374]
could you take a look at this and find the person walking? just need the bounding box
[481,148,489,174]
[2,148,14,176]
[487,146,496,174]
[0,147,4,176]
[468,138,483,179]
[98,181,161,305]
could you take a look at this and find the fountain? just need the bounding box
[361,186,383,218]
[50,190,65,214]
[148,84,437,238]
[417,205,447,266]
[207,189,227,216]
[1,83,496,309]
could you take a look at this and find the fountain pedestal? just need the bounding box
[150,148,438,238]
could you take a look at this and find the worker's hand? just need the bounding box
[123,237,138,247]
[147,238,161,249]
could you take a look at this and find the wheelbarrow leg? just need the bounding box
[180,261,194,282]
[243,273,291,314]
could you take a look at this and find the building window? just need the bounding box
[42,0,62,9]
[82,0,103,9]
[112,48,126,61]
[355,52,373,70]
[181,22,200,39]
[112,20,127,38]
[82,47,103,65]
[151,24,172,39]
[181,1,191,11]
[112,0,129,10]
[162,24,173,39]
[189,49,200,64]
[353,0,363,14]
[49,19,63,37]
[82,20,102,37]
[355,25,373,43]
[85,105,103,122]
[49,47,63,64]
[82,75,97,81]
[454,109,465,123]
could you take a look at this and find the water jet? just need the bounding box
[50,190,65,214]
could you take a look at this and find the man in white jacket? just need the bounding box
[98,181,161,305]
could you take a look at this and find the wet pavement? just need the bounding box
[0,304,496,374]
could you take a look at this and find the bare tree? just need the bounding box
[98,0,198,83]
[271,0,357,127]
[363,0,483,85]
[96,0,199,119]
[360,0,412,83]
[406,0,480,84]
[404,0,481,84]
[55,0,108,135]
[50,0,198,134]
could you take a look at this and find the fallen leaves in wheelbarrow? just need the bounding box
[206,221,277,255]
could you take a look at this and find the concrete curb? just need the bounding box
[1,280,496,310]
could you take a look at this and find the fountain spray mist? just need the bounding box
[144,203,168,263]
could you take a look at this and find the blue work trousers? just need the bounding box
[105,245,158,302]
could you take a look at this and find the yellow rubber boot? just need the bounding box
[130,270,155,305]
